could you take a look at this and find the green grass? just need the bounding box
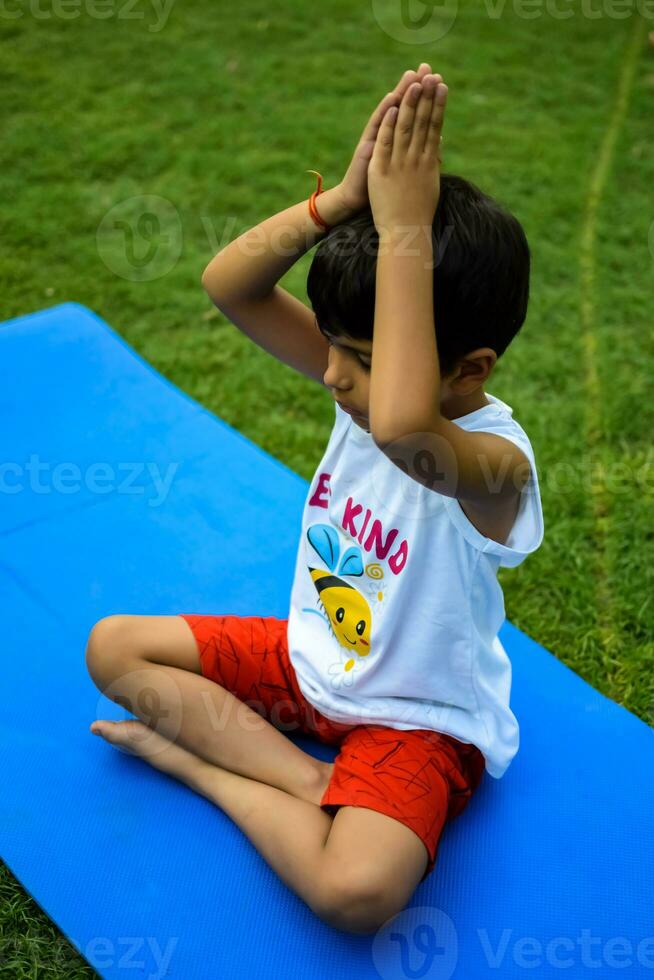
[2,1,653,973]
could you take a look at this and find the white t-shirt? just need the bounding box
[286,393,545,779]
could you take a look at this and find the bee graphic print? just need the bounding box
[303,523,374,677]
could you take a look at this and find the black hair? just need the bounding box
[306,173,530,379]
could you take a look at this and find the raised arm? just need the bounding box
[200,185,355,385]
[201,186,354,306]
[201,64,438,385]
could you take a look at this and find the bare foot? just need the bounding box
[91,719,337,806]
[90,718,200,781]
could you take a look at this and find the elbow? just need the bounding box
[369,413,415,450]
[200,263,213,292]
[368,410,393,449]
[371,413,441,451]
[201,262,226,305]
[370,426,405,452]
[201,252,225,292]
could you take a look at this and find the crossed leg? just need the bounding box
[85,614,429,933]
[85,614,330,803]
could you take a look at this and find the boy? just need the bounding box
[86,63,544,935]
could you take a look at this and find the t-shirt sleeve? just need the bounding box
[442,428,545,568]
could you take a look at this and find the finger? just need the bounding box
[382,67,442,133]
[391,81,422,162]
[415,64,442,91]
[408,75,438,156]
[392,64,435,98]
[374,71,416,138]
[362,68,442,149]
[390,64,441,109]
[425,82,448,162]
[392,68,418,101]
[371,103,399,167]
[363,70,420,143]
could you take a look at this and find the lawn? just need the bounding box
[1,0,653,973]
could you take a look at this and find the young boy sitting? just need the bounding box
[86,62,544,935]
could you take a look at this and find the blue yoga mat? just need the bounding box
[2,302,653,980]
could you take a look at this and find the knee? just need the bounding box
[315,864,396,936]
[85,615,138,690]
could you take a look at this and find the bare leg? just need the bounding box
[86,619,333,805]
[90,718,336,920]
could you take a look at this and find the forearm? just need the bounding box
[369,227,441,441]
[202,183,355,304]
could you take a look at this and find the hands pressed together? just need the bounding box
[338,63,448,233]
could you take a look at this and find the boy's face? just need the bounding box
[322,331,374,431]
[322,331,459,433]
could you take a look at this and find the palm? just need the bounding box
[339,65,439,214]
[340,140,376,211]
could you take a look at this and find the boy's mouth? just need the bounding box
[336,401,370,430]
[337,401,362,416]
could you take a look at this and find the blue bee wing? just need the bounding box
[337,547,363,577]
[306,524,340,571]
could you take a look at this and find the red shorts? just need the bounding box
[177,613,486,882]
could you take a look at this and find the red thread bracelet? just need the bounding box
[305,169,331,232]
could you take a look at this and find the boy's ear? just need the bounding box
[446,349,496,393]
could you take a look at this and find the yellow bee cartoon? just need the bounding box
[305,524,372,672]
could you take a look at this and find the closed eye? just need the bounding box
[326,338,371,370]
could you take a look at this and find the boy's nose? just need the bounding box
[323,367,350,391]
[324,377,353,399]
[323,350,358,394]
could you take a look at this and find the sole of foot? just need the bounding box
[90,718,195,780]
